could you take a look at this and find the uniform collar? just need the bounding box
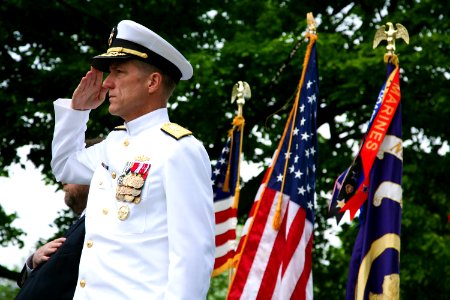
[124,108,169,136]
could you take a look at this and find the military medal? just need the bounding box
[118,205,130,221]
[129,175,144,189]
[124,195,134,202]
[115,160,151,218]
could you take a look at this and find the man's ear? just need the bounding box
[148,72,162,93]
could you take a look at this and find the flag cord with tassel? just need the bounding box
[272,33,318,230]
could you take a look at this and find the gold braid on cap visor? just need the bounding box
[107,47,149,58]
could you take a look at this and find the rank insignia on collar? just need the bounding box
[161,122,192,140]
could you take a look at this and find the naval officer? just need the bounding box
[51,20,215,299]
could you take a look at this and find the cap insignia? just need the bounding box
[107,47,148,59]
[161,122,192,140]
[108,26,117,47]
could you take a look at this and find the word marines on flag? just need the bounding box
[329,60,401,223]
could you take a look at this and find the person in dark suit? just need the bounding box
[14,182,88,300]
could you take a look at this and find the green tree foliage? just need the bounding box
[0,279,19,300]
[1,0,448,298]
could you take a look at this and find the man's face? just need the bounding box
[63,184,89,215]
[102,60,152,122]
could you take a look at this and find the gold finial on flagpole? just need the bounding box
[231,81,251,117]
[306,12,316,35]
[373,22,409,64]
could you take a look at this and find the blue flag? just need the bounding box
[346,63,402,299]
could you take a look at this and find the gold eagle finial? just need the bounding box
[373,22,409,55]
[231,81,251,117]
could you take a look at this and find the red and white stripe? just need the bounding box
[228,177,313,299]
[213,195,238,275]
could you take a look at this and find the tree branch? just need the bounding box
[0,264,20,282]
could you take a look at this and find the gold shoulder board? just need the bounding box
[112,125,126,131]
[161,122,192,140]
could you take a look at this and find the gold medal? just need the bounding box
[116,193,125,201]
[130,188,141,197]
[122,174,133,186]
[131,175,144,189]
[118,205,130,221]
[116,186,125,194]
[133,197,141,204]
[121,186,133,195]
[124,195,135,202]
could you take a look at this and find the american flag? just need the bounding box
[228,36,318,300]
[212,116,244,276]
[345,63,402,299]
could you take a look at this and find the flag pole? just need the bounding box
[272,12,318,230]
[342,22,407,300]
[227,13,319,299]
[227,81,250,208]
[226,81,250,285]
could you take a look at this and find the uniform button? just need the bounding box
[123,139,129,147]
[102,208,109,215]
[86,240,93,248]
[80,279,86,288]
[111,172,117,179]
[99,181,103,186]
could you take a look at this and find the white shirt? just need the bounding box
[52,99,215,299]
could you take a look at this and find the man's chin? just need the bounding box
[108,106,119,116]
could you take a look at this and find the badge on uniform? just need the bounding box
[116,161,150,220]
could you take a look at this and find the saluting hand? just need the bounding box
[72,67,108,110]
[31,237,66,269]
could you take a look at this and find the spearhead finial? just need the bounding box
[373,22,409,55]
[231,81,251,117]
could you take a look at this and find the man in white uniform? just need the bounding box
[51,20,215,299]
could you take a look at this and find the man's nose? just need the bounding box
[102,74,113,89]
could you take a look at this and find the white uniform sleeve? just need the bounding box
[51,98,99,184]
[163,138,215,299]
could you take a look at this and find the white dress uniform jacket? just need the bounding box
[52,99,215,299]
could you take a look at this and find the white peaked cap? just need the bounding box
[91,20,193,82]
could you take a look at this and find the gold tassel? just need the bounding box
[224,115,245,194]
[272,194,283,230]
[232,186,240,209]
[232,115,245,127]
[384,53,399,67]
[223,168,231,192]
